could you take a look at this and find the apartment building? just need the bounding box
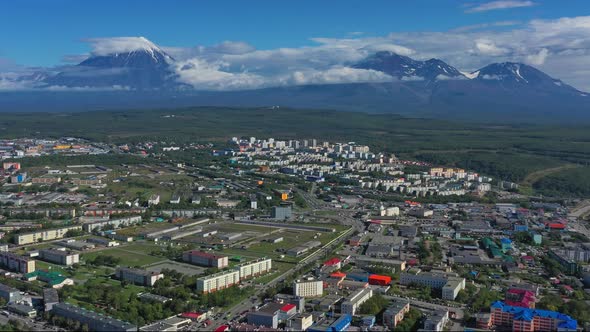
[422,310,450,332]
[196,270,240,294]
[383,301,411,329]
[51,303,137,332]
[341,288,373,316]
[235,257,272,279]
[82,216,142,232]
[0,251,35,273]
[16,225,82,245]
[477,301,577,332]
[182,251,228,268]
[39,249,79,266]
[115,267,164,287]
[293,280,323,298]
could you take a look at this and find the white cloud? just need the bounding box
[525,48,549,65]
[84,36,163,56]
[473,39,510,56]
[4,15,590,92]
[465,1,536,13]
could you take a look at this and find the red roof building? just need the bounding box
[545,222,566,230]
[368,274,392,286]
[505,289,536,309]
[214,325,230,332]
[280,304,296,312]
[324,258,342,266]
[330,271,347,279]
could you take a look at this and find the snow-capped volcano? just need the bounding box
[353,51,465,81]
[470,62,584,95]
[42,37,182,90]
[81,36,175,67]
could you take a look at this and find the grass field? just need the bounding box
[82,246,166,267]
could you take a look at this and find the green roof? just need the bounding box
[25,270,68,286]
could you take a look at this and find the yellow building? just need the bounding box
[16,226,83,245]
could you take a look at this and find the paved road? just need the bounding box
[569,199,590,219]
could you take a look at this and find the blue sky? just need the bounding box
[1,0,588,67]
[1,0,590,91]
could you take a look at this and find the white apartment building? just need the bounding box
[196,270,240,294]
[293,280,323,297]
[235,257,272,279]
[341,288,373,315]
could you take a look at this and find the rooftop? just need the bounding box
[491,301,576,328]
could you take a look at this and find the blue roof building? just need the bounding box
[478,301,577,331]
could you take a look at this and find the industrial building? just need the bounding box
[39,248,80,266]
[341,288,373,315]
[293,280,324,298]
[16,225,82,245]
[51,302,137,332]
[115,267,164,287]
[182,251,228,268]
[271,206,292,220]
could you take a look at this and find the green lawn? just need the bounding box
[82,247,166,267]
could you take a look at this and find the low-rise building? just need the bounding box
[115,267,164,287]
[7,303,36,317]
[39,248,79,266]
[82,216,142,232]
[400,268,465,300]
[43,288,59,312]
[51,302,137,332]
[341,288,373,316]
[87,237,119,247]
[139,316,191,331]
[24,270,74,289]
[247,302,284,329]
[182,251,228,268]
[288,313,313,331]
[0,283,22,303]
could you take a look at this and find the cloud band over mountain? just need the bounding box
[1,15,590,92]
